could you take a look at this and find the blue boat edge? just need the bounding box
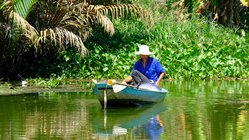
[93,81,168,107]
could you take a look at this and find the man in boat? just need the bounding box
[122,44,165,87]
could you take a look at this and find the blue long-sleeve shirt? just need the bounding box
[132,57,165,83]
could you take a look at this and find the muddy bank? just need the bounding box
[0,83,93,96]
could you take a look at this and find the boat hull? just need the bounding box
[93,82,167,107]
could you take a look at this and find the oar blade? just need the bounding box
[92,79,98,84]
[113,84,126,93]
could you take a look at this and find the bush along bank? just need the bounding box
[48,14,249,80]
[28,10,249,81]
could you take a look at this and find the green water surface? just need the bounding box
[0,80,249,140]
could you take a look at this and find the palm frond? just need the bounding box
[85,0,131,5]
[10,11,38,43]
[86,4,116,36]
[59,2,96,39]
[60,11,93,40]
[96,14,114,36]
[98,4,154,26]
[0,1,13,15]
[67,2,153,36]
[1,0,39,44]
[35,27,87,56]
[3,0,38,19]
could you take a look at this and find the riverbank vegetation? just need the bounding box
[0,0,249,85]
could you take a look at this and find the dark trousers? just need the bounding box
[130,70,151,86]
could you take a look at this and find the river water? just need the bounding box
[0,80,248,140]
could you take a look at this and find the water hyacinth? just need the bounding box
[76,9,249,80]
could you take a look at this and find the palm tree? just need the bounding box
[0,0,153,79]
[193,0,249,28]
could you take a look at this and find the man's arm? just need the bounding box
[156,72,165,86]
[122,75,133,84]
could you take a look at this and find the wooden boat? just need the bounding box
[93,80,167,107]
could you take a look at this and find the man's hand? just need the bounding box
[121,80,127,85]
[155,81,160,86]
[122,76,132,85]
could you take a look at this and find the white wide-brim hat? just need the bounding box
[135,44,154,55]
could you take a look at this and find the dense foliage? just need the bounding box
[34,1,249,80]
[0,0,151,80]
[47,14,249,80]
[0,0,249,82]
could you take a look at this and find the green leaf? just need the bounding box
[13,0,37,19]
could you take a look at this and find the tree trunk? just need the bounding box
[196,0,246,28]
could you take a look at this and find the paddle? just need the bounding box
[107,79,137,93]
[92,79,108,108]
[92,79,97,84]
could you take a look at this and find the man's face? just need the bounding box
[140,55,149,61]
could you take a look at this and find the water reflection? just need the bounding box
[161,80,249,140]
[0,93,96,139]
[134,115,164,140]
[93,103,167,139]
[0,80,249,139]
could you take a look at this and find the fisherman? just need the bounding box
[122,44,165,87]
